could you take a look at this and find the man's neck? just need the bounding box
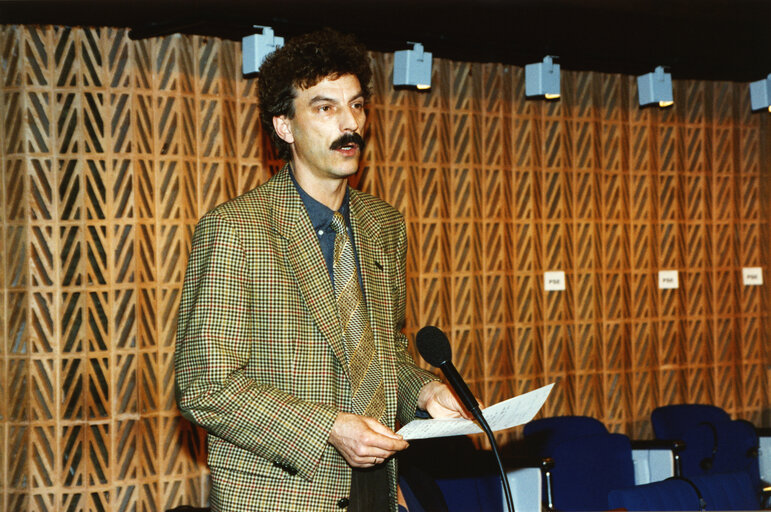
[290,165,349,211]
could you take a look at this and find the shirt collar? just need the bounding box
[288,165,350,231]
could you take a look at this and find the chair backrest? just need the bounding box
[651,404,730,441]
[547,432,636,511]
[524,415,608,439]
[523,415,608,456]
[689,471,758,511]
[608,478,702,511]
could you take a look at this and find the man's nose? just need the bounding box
[338,105,361,132]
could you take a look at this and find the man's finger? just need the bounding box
[363,417,402,438]
[360,418,408,448]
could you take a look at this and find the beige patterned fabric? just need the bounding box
[332,212,387,421]
[174,165,438,511]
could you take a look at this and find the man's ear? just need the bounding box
[273,116,294,144]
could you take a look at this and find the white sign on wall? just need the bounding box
[544,271,566,291]
[742,267,763,286]
[658,270,679,290]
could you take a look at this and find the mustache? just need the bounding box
[329,132,366,151]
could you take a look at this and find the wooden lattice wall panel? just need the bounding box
[1,25,769,511]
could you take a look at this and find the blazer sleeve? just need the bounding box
[391,217,440,426]
[174,211,338,481]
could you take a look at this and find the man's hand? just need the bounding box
[328,413,408,468]
[417,381,479,420]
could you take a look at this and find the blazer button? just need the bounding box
[337,497,350,508]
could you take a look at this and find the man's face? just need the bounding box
[275,74,366,182]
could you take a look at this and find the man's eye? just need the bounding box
[318,105,332,112]
[352,102,364,110]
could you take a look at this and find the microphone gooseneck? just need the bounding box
[416,325,515,512]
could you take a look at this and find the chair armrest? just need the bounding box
[502,454,553,470]
[755,427,771,438]
[631,438,685,453]
[539,458,555,512]
[758,430,771,485]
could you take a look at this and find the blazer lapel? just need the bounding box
[270,168,349,373]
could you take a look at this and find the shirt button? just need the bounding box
[318,229,324,236]
[337,497,349,508]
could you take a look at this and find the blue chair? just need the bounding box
[524,416,637,511]
[608,478,703,511]
[523,414,612,505]
[547,432,636,511]
[651,405,728,477]
[651,404,762,503]
[689,471,758,511]
[607,471,761,511]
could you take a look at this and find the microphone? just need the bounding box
[416,326,480,416]
[416,325,515,512]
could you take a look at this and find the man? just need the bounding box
[174,29,468,511]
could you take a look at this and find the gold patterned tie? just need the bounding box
[331,212,385,421]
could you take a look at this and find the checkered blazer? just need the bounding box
[175,165,437,511]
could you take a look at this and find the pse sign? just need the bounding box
[544,271,566,291]
[658,270,679,289]
[742,267,763,286]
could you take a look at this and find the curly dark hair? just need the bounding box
[257,28,373,161]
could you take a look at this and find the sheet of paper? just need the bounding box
[397,382,555,440]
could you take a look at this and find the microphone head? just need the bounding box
[416,326,452,367]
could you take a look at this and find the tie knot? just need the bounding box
[331,211,347,235]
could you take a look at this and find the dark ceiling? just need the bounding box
[2,0,770,82]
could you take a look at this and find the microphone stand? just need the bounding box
[416,326,515,512]
[470,408,515,512]
[440,362,515,512]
